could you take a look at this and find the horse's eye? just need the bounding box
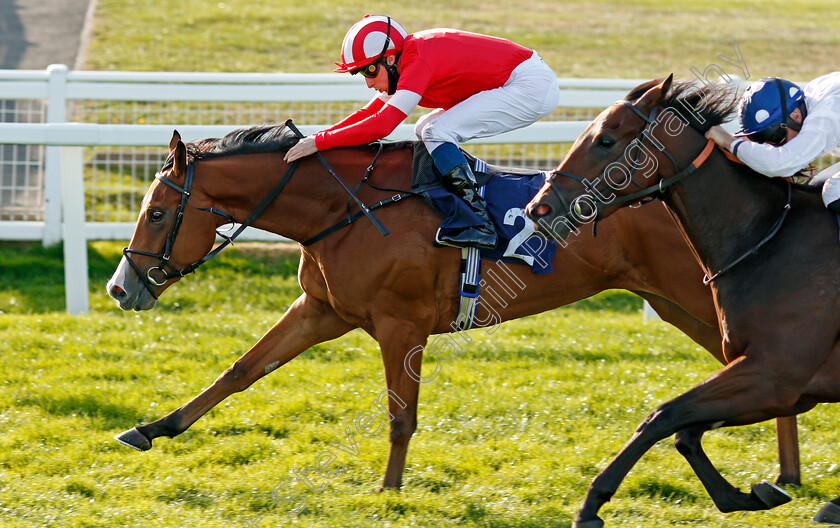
[596,135,616,149]
[148,210,165,223]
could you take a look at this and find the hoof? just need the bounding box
[751,480,792,509]
[815,502,840,525]
[114,427,152,451]
[573,518,605,528]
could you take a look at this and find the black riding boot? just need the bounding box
[437,164,498,251]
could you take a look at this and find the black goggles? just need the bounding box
[352,61,381,78]
[748,123,788,146]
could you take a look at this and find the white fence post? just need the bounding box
[43,64,68,247]
[61,146,89,314]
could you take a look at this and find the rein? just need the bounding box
[285,119,390,237]
[549,99,793,284]
[123,159,299,299]
[124,121,410,298]
[702,181,791,284]
[302,141,416,246]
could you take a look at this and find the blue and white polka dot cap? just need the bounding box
[736,78,804,136]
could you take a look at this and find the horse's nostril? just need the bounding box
[110,285,126,299]
[536,204,551,217]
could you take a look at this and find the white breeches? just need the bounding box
[414,51,560,153]
[819,160,840,207]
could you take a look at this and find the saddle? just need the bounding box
[410,142,543,204]
[409,143,556,274]
[406,143,557,331]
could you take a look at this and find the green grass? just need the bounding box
[7,1,840,526]
[2,241,840,527]
[85,0,840,80]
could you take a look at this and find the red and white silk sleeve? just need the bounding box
[314,90,420,150]
[323,95,388,132]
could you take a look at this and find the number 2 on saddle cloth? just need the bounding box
[412,145,558,274]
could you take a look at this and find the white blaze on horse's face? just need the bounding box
[106,182,167,311]
[106,255,158,311]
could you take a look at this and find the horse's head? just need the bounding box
[107,131,219,310]
[527,75,738,242]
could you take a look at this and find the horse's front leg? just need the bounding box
[370,318,431,490]
[673,423,793,514]
[816,498,840,525]
[573,354,811,528]
[634,292,801,487]
[114,293,355,450]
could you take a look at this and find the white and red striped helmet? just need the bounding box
[334,15,408,73]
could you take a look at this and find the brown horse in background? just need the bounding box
[105,125,797,493]
[526,76,839,527]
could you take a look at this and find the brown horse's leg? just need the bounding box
[636,292,801,486]
[573,356,813,528]
[372,322,430,490]
[775,415,801,486]
[115,293,355,450]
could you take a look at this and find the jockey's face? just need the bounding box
[786,108,804,143]
[365,55,397,94]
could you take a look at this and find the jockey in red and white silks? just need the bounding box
[285,15,560,250]
[315,27,559,153]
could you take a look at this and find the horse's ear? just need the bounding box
[173,139,187,177]
[634,74,674,114]
[169,130,182,152]
[665,73,673,89]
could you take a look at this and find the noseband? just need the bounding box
[547,100,716,223]
[122,159,299,299]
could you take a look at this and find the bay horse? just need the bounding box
[526,76,840,527]
[105,123,797,495]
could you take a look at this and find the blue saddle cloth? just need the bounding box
[427,168,558,274]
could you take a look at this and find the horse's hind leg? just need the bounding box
[114,293,355,450]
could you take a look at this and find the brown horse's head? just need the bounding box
[107,131,219,310]
[526,75,739,242]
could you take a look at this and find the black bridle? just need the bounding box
[547,101,714,222]
[122,120,393,300]
[122,158,299,300]
[546,99,791,283]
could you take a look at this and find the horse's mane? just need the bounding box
[626,79,821,187]
[161,123,413,170]
[625,79,741,133]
